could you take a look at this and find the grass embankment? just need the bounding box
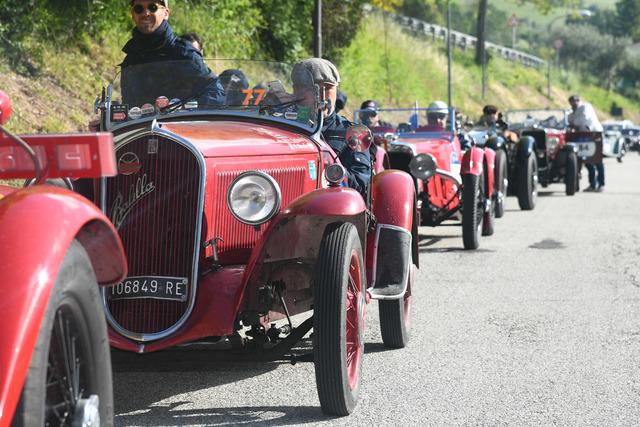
[0,11,637,135]
[340,14,640,123]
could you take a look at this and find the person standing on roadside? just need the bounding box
[568,95,605,192]
[121,0,224,107]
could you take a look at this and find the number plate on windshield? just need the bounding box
[109,276,188,302]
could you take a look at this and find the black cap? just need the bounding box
[568,95,580,103]
[483,104,498,114]
[360,100,378,111]
[336,90,347,112]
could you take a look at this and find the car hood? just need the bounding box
[159,121,320,158]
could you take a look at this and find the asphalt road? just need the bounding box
[112,154,640,426]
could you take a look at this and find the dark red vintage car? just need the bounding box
[91,60,418,416]
[505,109,580,195]
[357,107,497,250]
[0,91,127,426]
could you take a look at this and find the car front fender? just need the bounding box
[0,186,126,426]
[238,187,367,317]
[516,135,536,162]
[482,147,496,199]
[461,146,485,176]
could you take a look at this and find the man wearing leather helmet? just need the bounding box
[292,58,371,194]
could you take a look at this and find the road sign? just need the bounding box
[554,39,563,50]
[507,14,519,27]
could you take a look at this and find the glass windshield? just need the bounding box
[505,109,567,130]
[604,124,622,132]
[102,59,318,130]
[353,107,455,134]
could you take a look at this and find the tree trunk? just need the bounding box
[475,0,487,66]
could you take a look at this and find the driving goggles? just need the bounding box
[132,3,165,14]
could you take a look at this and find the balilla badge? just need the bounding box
[111,174,155,229]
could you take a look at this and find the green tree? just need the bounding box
[615,0,640,42]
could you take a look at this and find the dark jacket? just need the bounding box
[120,21,224,107]
[322,113,372,194]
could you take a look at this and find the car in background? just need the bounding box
[0,90,127,426]
[466,124,538,212]
[505,109,579,196]
[356,106,497,250]
[602,120,633,162]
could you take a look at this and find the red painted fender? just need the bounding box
[370,170,415,230]
[0,186,126,424]
[460,146,485,176]
[367,170,417,284]
[482,147,496,199]
[373,145,390,174]
[237,187,367,316]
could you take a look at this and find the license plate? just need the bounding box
[109,276,188,302]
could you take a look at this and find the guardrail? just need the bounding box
[368,7,546,69]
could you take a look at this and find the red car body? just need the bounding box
[0,94,126,425]
[92,59,417,415]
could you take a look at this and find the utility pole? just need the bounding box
[447,0,452,107]
[313,0,322,58]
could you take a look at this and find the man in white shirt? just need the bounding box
[568,95,605,192]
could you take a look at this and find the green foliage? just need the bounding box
[254,0,312,61]
[615,0,640,42]
[322,0,368,63]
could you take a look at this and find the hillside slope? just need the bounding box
[0,12,637,133]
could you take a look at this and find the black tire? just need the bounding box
[12,240,113,427]
[565,151,578,196]
[379,265,413,348]
[482,165,495,236]
[494,149,508,218]
[462,174,483,250]
[517,154,538,210]
[314,223,365,416]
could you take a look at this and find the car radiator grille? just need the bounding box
[212,167,307,264]
[103,135,202,337]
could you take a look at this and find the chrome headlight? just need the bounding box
[227,171,281,225]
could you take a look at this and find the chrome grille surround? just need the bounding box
[101,123,206,342]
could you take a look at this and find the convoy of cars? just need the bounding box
[1,58,636,422]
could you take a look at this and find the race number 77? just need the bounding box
[242,88,266,106]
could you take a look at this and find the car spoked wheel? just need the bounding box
[314,223,365,416]
[379,264,414,348]
[12,241,113,427]
[462,174,483,250]
[494,149,508,218]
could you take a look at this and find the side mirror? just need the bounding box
[345,124,372,153]
[0,90,13,125]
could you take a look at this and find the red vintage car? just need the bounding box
[0,91,127,426]
[505,109,579,195]
[358,107,496,250]
[91,60,418,416]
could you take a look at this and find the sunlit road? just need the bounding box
[112,155,640,426]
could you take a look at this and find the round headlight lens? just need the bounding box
[227,171,281,225]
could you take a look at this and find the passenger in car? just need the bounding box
[359,100,392,129]
[291,58,372,195]
[415,100,449,132]
[120,0,224,107]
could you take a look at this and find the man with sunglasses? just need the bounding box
[292,58,371,195]
[120,0,224,107]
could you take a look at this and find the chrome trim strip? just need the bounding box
[368,223,412,300]
[101,127,207,343]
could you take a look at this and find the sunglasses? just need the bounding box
[132,3,165,14]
